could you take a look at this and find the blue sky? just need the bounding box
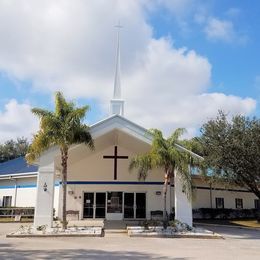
[0,0,259,141]
[149,0,260,102]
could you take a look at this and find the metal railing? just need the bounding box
[0,207,34,218]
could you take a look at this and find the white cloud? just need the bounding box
[155,0,195,17]
[0,0,256,139]
[0,99,38,142]
[203,16,248,44]
[204,17,235,42]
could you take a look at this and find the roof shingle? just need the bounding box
[0,157,38,176]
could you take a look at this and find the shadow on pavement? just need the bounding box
[0,248,188,260]
[198,224,260,240]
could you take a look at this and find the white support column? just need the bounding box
[34,148,57,228]
[174,171,193,227]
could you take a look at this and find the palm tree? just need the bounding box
[26,92,94,229]
[129,128,194,225]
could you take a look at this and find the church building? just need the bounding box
[0,28,259,228]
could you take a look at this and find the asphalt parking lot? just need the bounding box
[0,223,259,259]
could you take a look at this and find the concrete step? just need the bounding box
[105,229,127,234]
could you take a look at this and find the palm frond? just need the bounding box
[26,131,53,164]
[28,91,94,163]
[72,125,94,150]
[168,128,186,145]
[129,154,152,180]
[31,108,53,118]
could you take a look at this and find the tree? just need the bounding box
[0,137,29,162]
[199,111,260,199]
[26,92,94,229]
[129,128,194,225]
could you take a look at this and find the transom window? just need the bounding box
[215,197,224,209]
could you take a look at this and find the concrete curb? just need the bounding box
[128,233,223,239]
[195,222,260,231]
[0,221,33,224]
[6,233,103,238]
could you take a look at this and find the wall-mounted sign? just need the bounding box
[155,191,161,195]
[86,199,91,203]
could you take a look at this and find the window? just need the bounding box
[215,197,224,209]
[235,198,243,209]
[255,199,260,209]
[2,196,12,207]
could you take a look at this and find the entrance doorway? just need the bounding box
[83,192,94,218]
[124,193,134,218]
[106,192,123,220]
[83,191,146,219]
[95,192,106,218]
[124,192,146,219]
[83,192,106,219]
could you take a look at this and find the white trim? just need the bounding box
[0,172,38,179]
[175,143,204,160]
[90,115,152,144]
[90,114,150,135]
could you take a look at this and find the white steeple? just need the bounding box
[110,22,125,116]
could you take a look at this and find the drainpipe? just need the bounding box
[9,176,17,207]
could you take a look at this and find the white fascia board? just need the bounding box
[0,172,38,180]
[44,115,152,155]
[90,115,152,144]
[174,143,204,160]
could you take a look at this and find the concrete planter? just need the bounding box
[6,225,104,238]
[127,226,222,239]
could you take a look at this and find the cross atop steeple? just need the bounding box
[110,21,125,116]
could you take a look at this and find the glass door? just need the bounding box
[83,192,94,218]
[95,192,106,218]
[124,193,134,219]
[136,193,146,218]
[106,191,123,220]
[107,192,122,213]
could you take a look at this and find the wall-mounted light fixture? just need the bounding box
[155,191,161,195]
[43,182,48,192]
[68,190,74,195]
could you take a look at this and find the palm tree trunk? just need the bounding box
[162,170,169,228]
[61,147,68,230]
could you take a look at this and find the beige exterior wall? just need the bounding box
[58,143,259,218]
[67,145,163,182]
[63,144,171,219]
[0,141,258,219]
[192,178,258,209]
[0,174,258,219]
[65,184,171,220]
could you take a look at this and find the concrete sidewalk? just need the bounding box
[0,223,260,259]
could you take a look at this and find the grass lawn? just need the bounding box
[231,220,260,228]
[194,219,260,228]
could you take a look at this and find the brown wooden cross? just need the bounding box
[103,146,128,180]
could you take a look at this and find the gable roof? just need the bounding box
[0,115,202,178]
[90,114,152,144]
[0,157,38,176]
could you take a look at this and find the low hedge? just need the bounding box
[193,208,259,220]
[0,207,34,216]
